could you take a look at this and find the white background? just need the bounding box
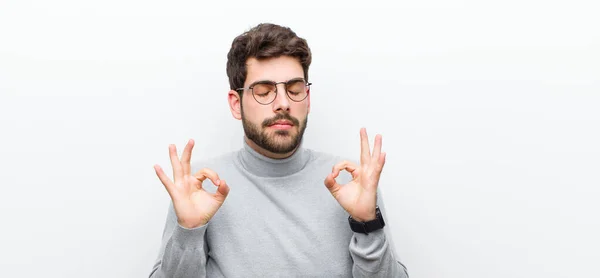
[1,0,599,277]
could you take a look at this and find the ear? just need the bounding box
[306,88,311,114]
[228,90,242,120]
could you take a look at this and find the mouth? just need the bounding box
[268,120,294,130]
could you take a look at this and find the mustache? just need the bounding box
[262,113,300,127]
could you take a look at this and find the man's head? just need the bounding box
[226,23,312,158]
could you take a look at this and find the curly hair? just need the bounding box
[226,23,312,96]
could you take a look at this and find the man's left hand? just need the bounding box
[324,128,386,222]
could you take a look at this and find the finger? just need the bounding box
[193,168,221,187]
[360,128,371,166]
[324,173,342,196]
[332,160,359,179]
[372,134,382,163]
[154,164,175,197]
[186,175,203,190]
[214,179,230,201]
[377,152,387,172]
[181,139,194,176]
[169,144,183,182]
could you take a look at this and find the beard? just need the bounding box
[241,108,308,154]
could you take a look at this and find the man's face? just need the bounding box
[239,56,310,155]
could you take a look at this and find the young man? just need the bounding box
[149,23,409,277]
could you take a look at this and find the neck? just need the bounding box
[237,136,311,177]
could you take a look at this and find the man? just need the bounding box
[149,23,409,277]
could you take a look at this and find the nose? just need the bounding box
[272,83,290,112]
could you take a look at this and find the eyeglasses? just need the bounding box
[236,78,311,105]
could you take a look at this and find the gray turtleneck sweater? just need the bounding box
[148,140,409,277]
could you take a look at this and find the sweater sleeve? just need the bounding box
[349,190,410,277]
[148,201,209,278]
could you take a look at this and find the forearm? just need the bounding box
[349,229,409,277]
[149,223,208,278]
[149,201,209,278]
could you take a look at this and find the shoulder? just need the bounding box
[306,148,358,167]
[189,149,237,174]
[304,148,359,184]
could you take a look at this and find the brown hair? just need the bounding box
[226,23,312,96]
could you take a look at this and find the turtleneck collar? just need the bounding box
[236,137,312,178]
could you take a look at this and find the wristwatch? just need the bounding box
[348,206,385,234]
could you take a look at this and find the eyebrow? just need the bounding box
[249,77,305,85]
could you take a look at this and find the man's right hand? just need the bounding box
[154,139,230,229]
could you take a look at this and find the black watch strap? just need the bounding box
[348,206,385,234]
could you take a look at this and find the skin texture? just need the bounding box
[154,55,387,228]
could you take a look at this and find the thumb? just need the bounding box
[214,179,230,201]
[324,173,341,196]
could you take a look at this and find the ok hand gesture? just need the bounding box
[324,128,386,222]
[154,139,230,229]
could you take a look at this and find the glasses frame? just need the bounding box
[236,78,312,105]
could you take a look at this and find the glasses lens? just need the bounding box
[252,83,277,104]
[286,80,307,101]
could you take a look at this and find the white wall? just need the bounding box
[1,0,598,277]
